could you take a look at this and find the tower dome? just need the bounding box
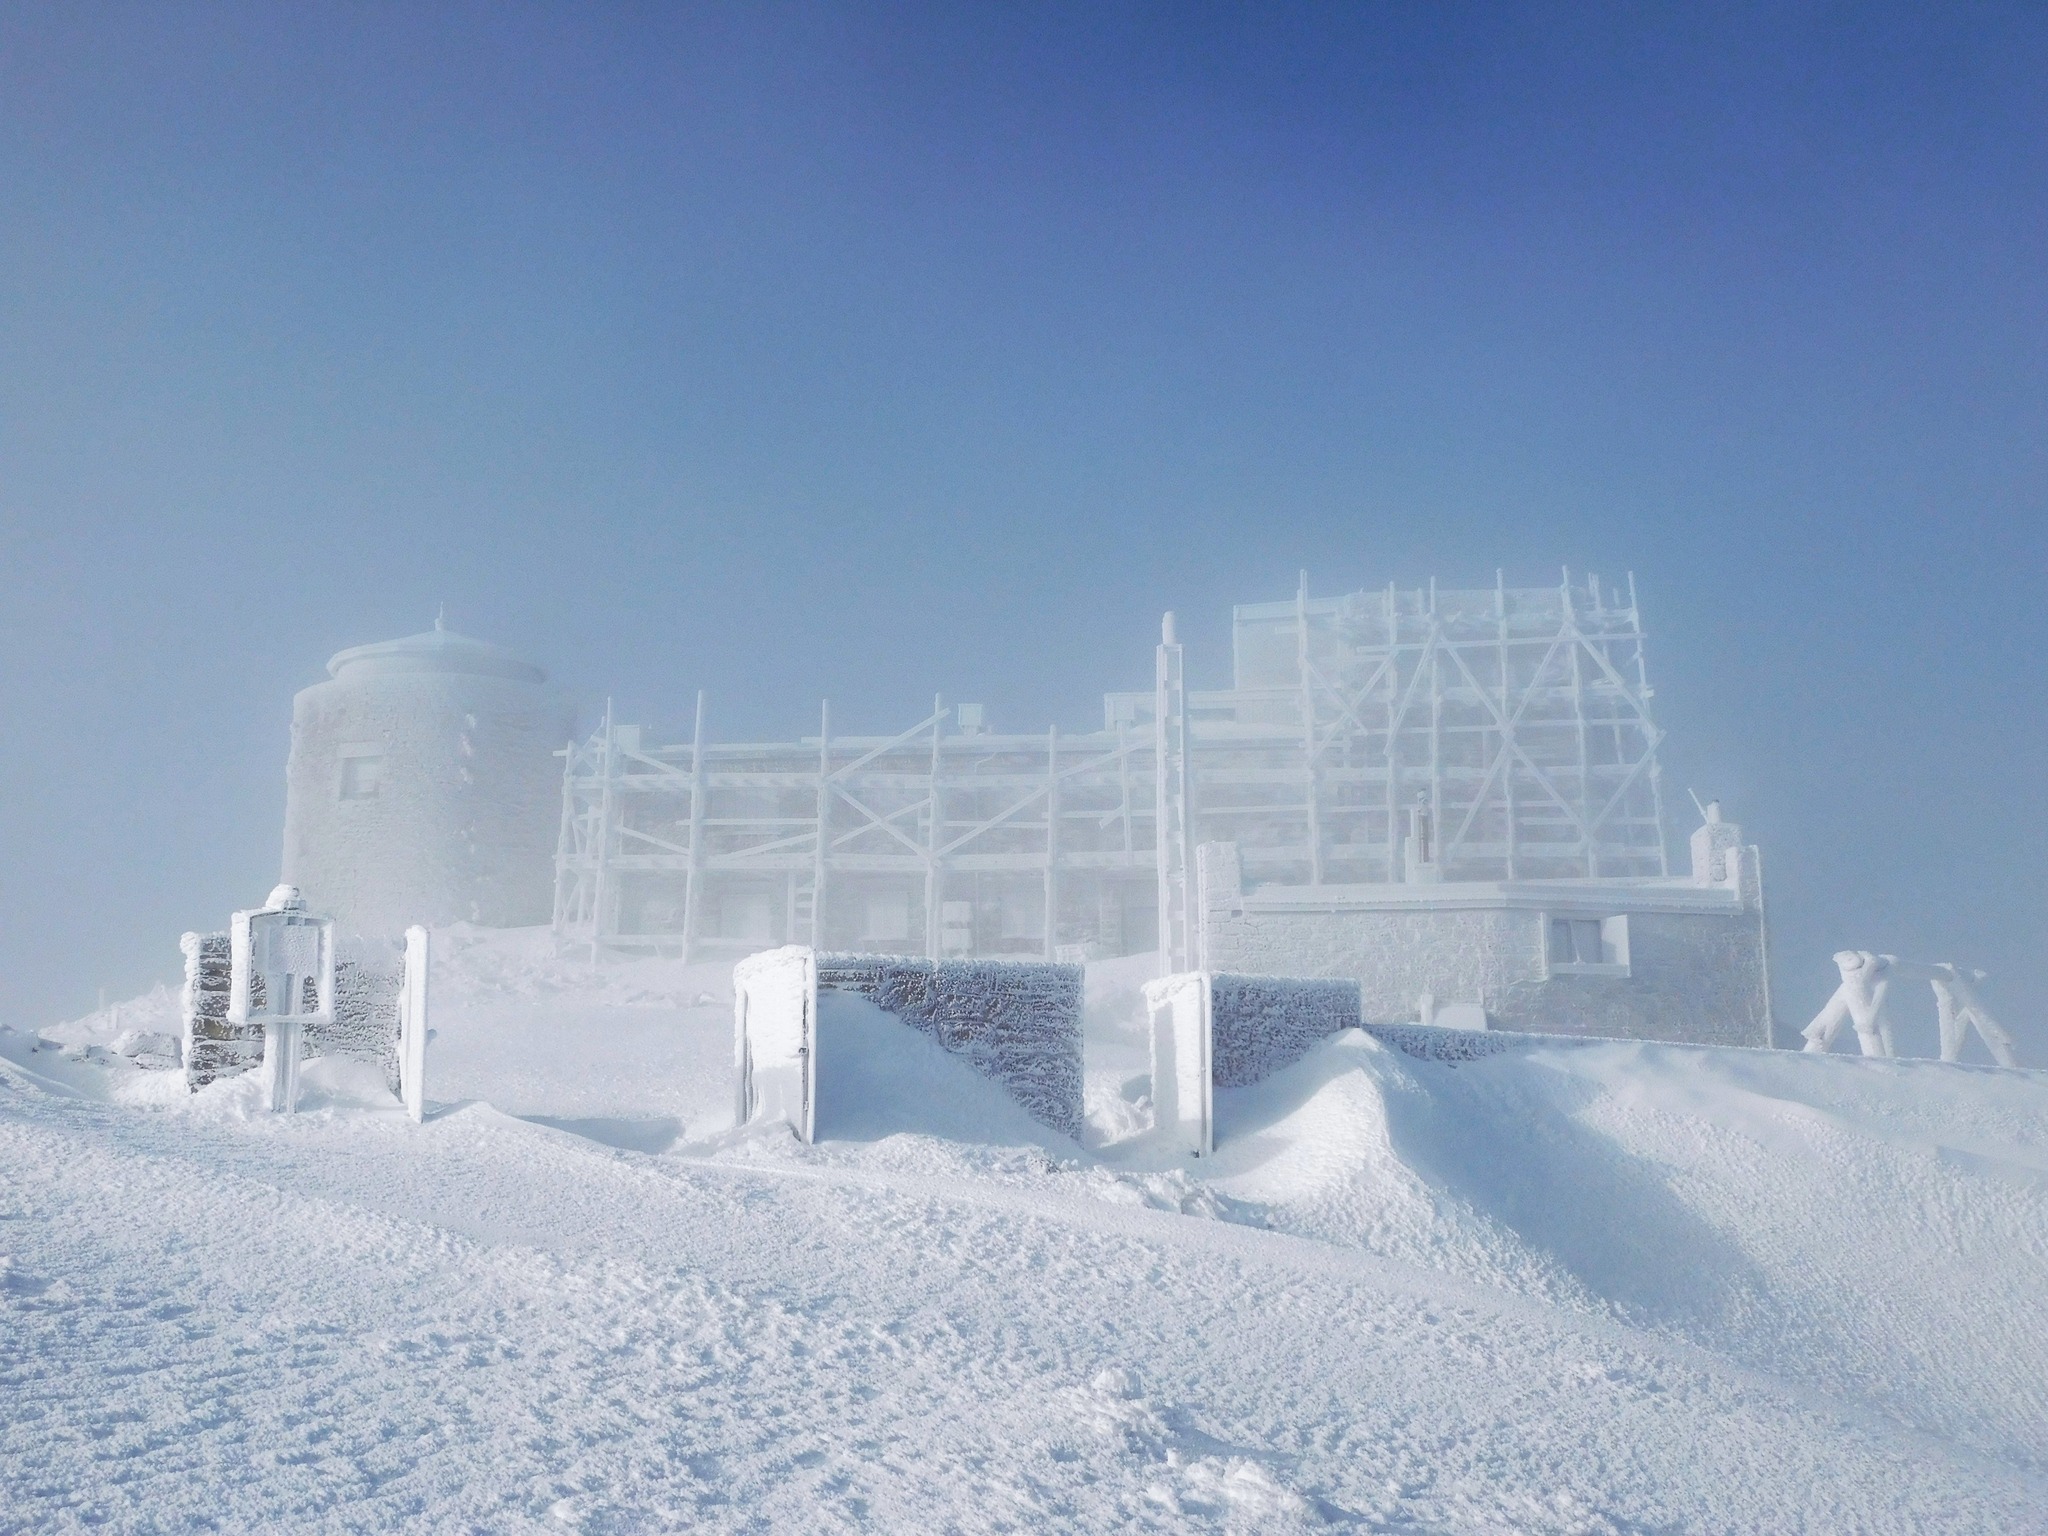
[280,620,574,938]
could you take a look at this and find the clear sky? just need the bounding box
[3,3,2044,1057]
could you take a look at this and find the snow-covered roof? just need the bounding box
[326,622,547,683]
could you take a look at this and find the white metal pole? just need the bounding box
[680,690,707,964]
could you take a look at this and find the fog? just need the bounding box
[3,4,2043,1058]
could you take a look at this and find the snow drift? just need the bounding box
[3,925,2044,1532]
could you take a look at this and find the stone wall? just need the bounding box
[181,931,254,1088]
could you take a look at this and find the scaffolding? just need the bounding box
[554,572,1671,961]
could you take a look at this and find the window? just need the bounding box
[1546,914,1630,977]
[338,752,384,800]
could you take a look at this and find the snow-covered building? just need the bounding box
[282,621,573,939]
[551,575,1774,1046]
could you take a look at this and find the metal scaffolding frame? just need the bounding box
[555,573,1672,960]
[554,695,1160,962]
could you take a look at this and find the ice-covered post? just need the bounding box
[1145,971,1214,1159]
[1802,950,1896,1058]
[399,925,430,1122]
[1924,965,2016,1068]
[228,884,335,1114]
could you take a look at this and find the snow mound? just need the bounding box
[813,989,1079,1156]
[7,925,2046,1529]
[1210,1027,2048,1468]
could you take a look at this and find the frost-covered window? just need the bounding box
[338,750,384,800]
[1547,914,1630,976]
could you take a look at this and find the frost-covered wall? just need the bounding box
[1144,971,1361,1158]
[320,942,403,1090]
[1209,974,1360,1088]
[1203,904,1768,1046]
[283,625,572,939]
[816,953,1084,1138]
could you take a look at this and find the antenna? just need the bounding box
[1687,787,1708,821]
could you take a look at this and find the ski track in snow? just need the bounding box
[3,932,2046,1533]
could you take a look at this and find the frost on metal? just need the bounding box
[181,930,254,1089]
[1803,951,2019,1067]
[816,953,1085,1139]
[1208,974,1360,1089]
[182,926,405,1094]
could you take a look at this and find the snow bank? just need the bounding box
[816,952,1085,1138]
[813,990,1076,1153]
[11,924,2048,1531]
[1207,1028,2048,1469]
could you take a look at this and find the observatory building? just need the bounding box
[281,621,573,938]
[551,575,1775,1047]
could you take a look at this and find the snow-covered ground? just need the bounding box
[4,926,2045,1532]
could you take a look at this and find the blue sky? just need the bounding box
[3,3,2044,1055]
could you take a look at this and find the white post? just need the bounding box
[680,690,707,965]
[1296,572,1323,887]
[1154,613,1194,975]
[925,694,944,960]
[1144,971,1213,1158]
[400,925,430,1123]
[588,701,617,962]
[813,701,830,946]
[1043,724,1060,960]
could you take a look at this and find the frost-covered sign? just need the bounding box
[228,884,335,1114]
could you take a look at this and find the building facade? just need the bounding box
[550,574,1774,1046]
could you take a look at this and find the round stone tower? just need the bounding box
[281,621,575,938]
